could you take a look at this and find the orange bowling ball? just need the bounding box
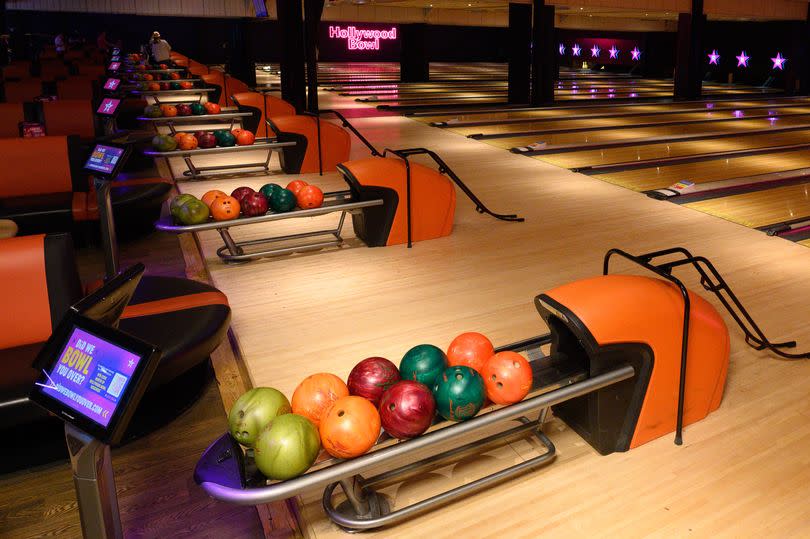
[292,373,349,428]
[209,195,240,221]
[147,82,161,91]
[296,185,324,209]
[143,73,154,81]
[236,130,255,146]
[170,72,181,80]
[446,332,494,373]
[319,396,381,458]
[286,180,308,197]
[481,351,533,405]
[177,134,198,150]
[201,189,228,207]
[204,102,221,114]
[160,104,178,117]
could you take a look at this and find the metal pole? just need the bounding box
[94,177,119,279]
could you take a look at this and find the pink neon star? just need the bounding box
[771,52,787,70]
[608,46,619,59]
[630,47,642,61]
[708,50,720,65]
[590,45,600,58]
[572,44,581,57]
[559,43,565,55]
[736,51,749,67]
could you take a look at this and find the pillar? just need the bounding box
[674,0,704,100]
[508,3,532,104]
[400,23,429,82]
[531,0,555,105]
[277,0,306,112]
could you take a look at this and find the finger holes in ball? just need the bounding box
[337,410,345,417]
[388,404,396,411]
[513,361,520,368]
[496,382,503,389]
[455,373,463,381]
[491,374,497,381]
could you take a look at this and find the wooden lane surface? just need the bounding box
[684,182,810,228]
[596,147,810,191]
[481,114,810,149]
[447,106,810,137]
[799,238,810,246]
[413,97,810,125]
[177,93,810,537]
[539,127,810,169]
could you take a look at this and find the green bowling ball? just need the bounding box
[269,188,296,212]
[170,194,196,219]
[190,102,206,115]
[213,129,230,144]
[177,198,210,225]
[144,104,162,118]
[259,183,281,203]
[400,344,447,387]
[432,366,485,422]
[254,413,320,480]
[218,131,236,147]
[170,81,182,90]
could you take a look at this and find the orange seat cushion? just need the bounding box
[43,99,95,138]
[0,103,24,138]
[0,137,73,197]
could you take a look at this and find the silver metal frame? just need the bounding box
[155,192,384,262]
[137,111,253,134]
[130,88,214,104]
[143,139,296,180]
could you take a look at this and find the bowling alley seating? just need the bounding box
[188,59,209,76]
[338,156,456,246]
[2,79,43,102]
[231,91,294,138]
[1,60,32,80]
[0,102,25,137]
[56,76,95,100]
[267,114,351,174]
[40,99,96,138]
[201,71,226,106]
[0,136,171,236]
[225,75,251,98]
[37,60,71,81]
[0,233,232,457]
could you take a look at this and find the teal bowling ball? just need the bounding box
[213,129,230,144]
[400,344,447,387]
[432,366,485,422]
[259,183,281,203]
[269,188,296,212]
[218,131,236,147]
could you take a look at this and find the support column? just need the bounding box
[400,24,429,82]
[277,0,306,112]
[673,0,704,100]
[508,3,532,104]
[228,19,257,87]
[303,0,324,112]
[531,0,555,105]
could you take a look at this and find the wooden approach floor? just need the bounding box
[172,92,810,537]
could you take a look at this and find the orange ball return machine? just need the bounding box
[194,247,808,530]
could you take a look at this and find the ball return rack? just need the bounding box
[130,87,215,105]
[194,333,636,531]
[137,109,253,135]
[143,139,296,181]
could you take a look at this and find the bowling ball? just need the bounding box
[320,396,381,458]
[136,64,146,71]
[177,134,198,150]
[147,82,160,91]
[236,130,255,146]
[170,72,181,80]
[259,183,281,203]
[176,198,210,225]
[213,129,229,144]
[379,381,435,440]
[446,332,494,373]
[159,63,168,70]
[176,103,192,116]
[197,132,217,149]
[241,192,268,217]
[180,81,194,89]
[347,357,401,407]
[400,344,447,386]
[144,104,162,118]
[190,102,206,115]
[286,180,308,197]
[292,373,349,428]
[254,414,320,480]
[231,186,255,204]
[159,81,170,91]
[170,194,196,219]
[269,188,296,213]
[481,351,533,405]
[160,104,178,117]
[231,128,244,137]
[228,387,291,447]
[296,185,324,210]
[143,73,154,81]
[210,195,240,221]
[201,189,228,207]
[218,131,236,147]
[432,366,485,422]
[151,134,177,152]
[170,81,182,90]
[204,102,221,114]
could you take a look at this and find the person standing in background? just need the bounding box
[97,30,111,53]
[148,31,171,65]
[54,32,65,59]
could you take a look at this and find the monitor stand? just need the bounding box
[94,176,120,278]
[65,423,123,539]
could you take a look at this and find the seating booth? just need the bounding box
[41,99,96,139]
[268,115,352,174]
[56,77,96,100]
[201,71,226,106]
[0,233,231,466]
[1,61,32,80]
[231,91,295,139]
[3,79,43,102]
[0,103,25,137]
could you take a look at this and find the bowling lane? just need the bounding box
[414,98,810,126]
[684,182,810,228]
[481,114,810,150]
[595,147,810,191]
[447,105,810,137]
[539,128,810,169]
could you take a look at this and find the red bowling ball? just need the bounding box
[240,191,268,217]
[347,357,401,407]
[231,186,256,204]
[379,381,436,440]
[197,132,217,149]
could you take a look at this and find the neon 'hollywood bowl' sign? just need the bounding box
[328,25,398,50]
